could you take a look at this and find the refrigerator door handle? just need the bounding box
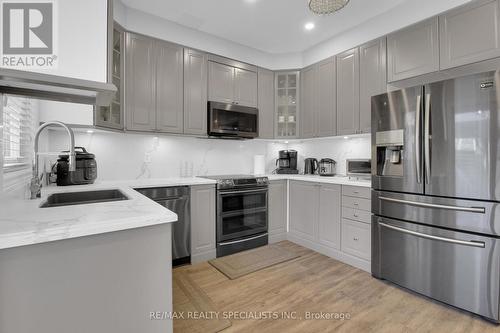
[379,196,486,213]
[379,222,485,248]
[415,94,422,184]
[424,93,431,184]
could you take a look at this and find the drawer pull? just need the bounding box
[379,222,485,248]
[353,237,359,241]
[354,203,359,206]
[379,196,485,214]
[353,213,359,217]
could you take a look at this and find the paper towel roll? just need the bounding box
[253,155,265,175]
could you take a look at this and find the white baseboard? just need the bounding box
[287,233,371,273]
[191,249,216,264]
[269,232,287,244]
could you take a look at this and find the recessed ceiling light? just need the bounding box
[304,22,315,31]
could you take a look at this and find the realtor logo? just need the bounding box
[1,0,57,68]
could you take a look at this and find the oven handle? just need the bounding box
[379,196,485,213]
[219,233,268,246]
[379,222,485,248]
[219,188,268,195]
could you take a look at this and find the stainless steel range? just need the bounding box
[371,71,500,322]
[202,175,269,257]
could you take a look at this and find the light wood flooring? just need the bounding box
[173,241,500,332]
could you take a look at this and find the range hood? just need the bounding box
[0,68,117,106]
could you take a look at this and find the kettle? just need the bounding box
[304,158,318,175]
[318,158,336,177]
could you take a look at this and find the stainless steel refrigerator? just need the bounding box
[371,71,500,322]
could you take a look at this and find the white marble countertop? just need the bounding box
[0,178,216,251]
[0,174,368,251]
[266,174,371,188]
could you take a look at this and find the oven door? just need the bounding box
[208,101,258,138]
[217,187,268,242]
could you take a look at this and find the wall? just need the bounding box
[46,130,370,180]
[113,0,471,70]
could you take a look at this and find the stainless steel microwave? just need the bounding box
[346,159,371,177]
[208,101,258,139]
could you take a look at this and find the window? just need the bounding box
[2,95,38,172]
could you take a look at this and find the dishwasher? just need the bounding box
[135,186,190,266]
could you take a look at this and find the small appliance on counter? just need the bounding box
[276,150,299,174]
[55,147,97,186]
[318,158,336,176]
[346,159,371,179]
[304,158,318,175]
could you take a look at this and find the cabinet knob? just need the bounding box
[353,237,359,241]
[354,202,359,206]
[353,214,359,217]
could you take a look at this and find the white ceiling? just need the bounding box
[120,0,409,54]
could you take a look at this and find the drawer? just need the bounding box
[341,219,371,261]
[342,196,371,211]
[342,185,370,199]
[342,207,371,224]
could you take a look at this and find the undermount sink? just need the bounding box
[40,189,129,208]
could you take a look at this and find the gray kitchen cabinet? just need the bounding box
[125,33,184,133]
[316,57,336,137]
[234,68,258,107]
[125,32,156,132]
[184,48,208,136]
[289,181,319,242]
[190,185,216,263]
[96,23,124,130]
[155,40,184,133]
[440,0,500,70]
[318,184,341,250]
[387,17,439,82]
[257,68,275,139]
[341,219,371,261]
[208,61,234,104]
[275,71,300,138]
[208,60,258,107]
[336,48,360,136]
[359,38,386,134]
[300,64,317,139]
[268,180,287,243]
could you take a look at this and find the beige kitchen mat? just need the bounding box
[209,244,300,280]
[173,274,231,333]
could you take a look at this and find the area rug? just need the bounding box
[173,274,231,333]
[208,244,300,280]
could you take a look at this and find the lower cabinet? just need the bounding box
[190,185,216,263]
[268,180,287,243]
[288,180,371,272]
[341,219,371,261]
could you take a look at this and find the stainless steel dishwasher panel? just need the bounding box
[135,186,190,265]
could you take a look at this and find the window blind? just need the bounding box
[2,95,37,172]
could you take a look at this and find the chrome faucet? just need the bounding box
[31,121,76,199]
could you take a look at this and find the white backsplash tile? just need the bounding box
[47,130,370,180]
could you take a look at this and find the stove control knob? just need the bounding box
[218,179,234,188]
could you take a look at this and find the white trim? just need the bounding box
[191,249,216,264]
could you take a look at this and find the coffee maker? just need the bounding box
[276,150,299,174]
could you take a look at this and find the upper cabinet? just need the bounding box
[387,17,440,82]
[96,23,125,130]
[337,48,360,136]
[275,71,300,138]
[208,61,258,107]
[300,64,317,139]
[300,57,336,139]
[184,49,208,136]
[440,0,500,70]
[125,32,156,132]
[359,38,386,134]
[317,57,337,137]
[125,32,184,133]
[257,68,275,139]
[155,40,184,134]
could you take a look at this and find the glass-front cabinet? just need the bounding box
[96,23,124,130]
[275,71,299,138]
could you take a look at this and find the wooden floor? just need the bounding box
[173,241,500,332]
